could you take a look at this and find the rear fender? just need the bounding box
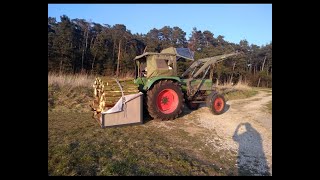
[143,76,181,91]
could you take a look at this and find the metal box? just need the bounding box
[99,93,143,128]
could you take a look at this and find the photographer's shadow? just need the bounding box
[233,122,271,176]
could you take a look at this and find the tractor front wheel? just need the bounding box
[147,80,184,120]
[207,93,226,115]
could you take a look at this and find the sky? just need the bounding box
[48,4,272,46]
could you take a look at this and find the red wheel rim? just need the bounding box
[157,89,179,114]
[213,97,224,112]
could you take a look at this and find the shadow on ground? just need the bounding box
[233,122,271,176]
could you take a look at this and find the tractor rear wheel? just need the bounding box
[206,93,226,115]
[147,80,184,120]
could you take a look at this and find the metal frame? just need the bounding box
[181,52,240,102]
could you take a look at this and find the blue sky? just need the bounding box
[48,4,272,46]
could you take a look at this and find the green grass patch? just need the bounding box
[223,89,258,101]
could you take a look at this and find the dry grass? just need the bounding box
[265,100,272,114]
[48,72,95,88]
[48,73,96,112]
[48,74,138,112]
[216,79,251,92]
[118,71,135,80]
[216,80,257,101]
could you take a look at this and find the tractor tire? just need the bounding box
[147,80,184,120]
[206,92,226,115]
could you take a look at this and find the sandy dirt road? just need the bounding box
[193,89,272,175]
[148,89,272,175]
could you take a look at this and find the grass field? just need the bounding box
[48,74,261,176]
[48,111,240,176]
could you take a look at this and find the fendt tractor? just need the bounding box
[91,47,240,127]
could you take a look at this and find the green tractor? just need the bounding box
[133,47,240,120]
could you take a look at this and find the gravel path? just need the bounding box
[195,89,272,175]
[149,89,272,175]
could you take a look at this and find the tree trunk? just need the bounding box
[261,56,267,71]
[59,59,63,74]
[90,35,97,74]
[248,58,251,72]
[230,62,236,83]
[112,41,116,72]
[116,40,121,78]
[216,74,220,86]
[90,36,95,49]
[143,46,147,53]
[257,56,267,87]
[112,41,115,60]
[81,48,85,70]
[91,53,97,74]
[71,42,76,73]
[84,29,89,69]
[81,30,86,70]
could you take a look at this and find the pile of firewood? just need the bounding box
[90,77,107,120]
